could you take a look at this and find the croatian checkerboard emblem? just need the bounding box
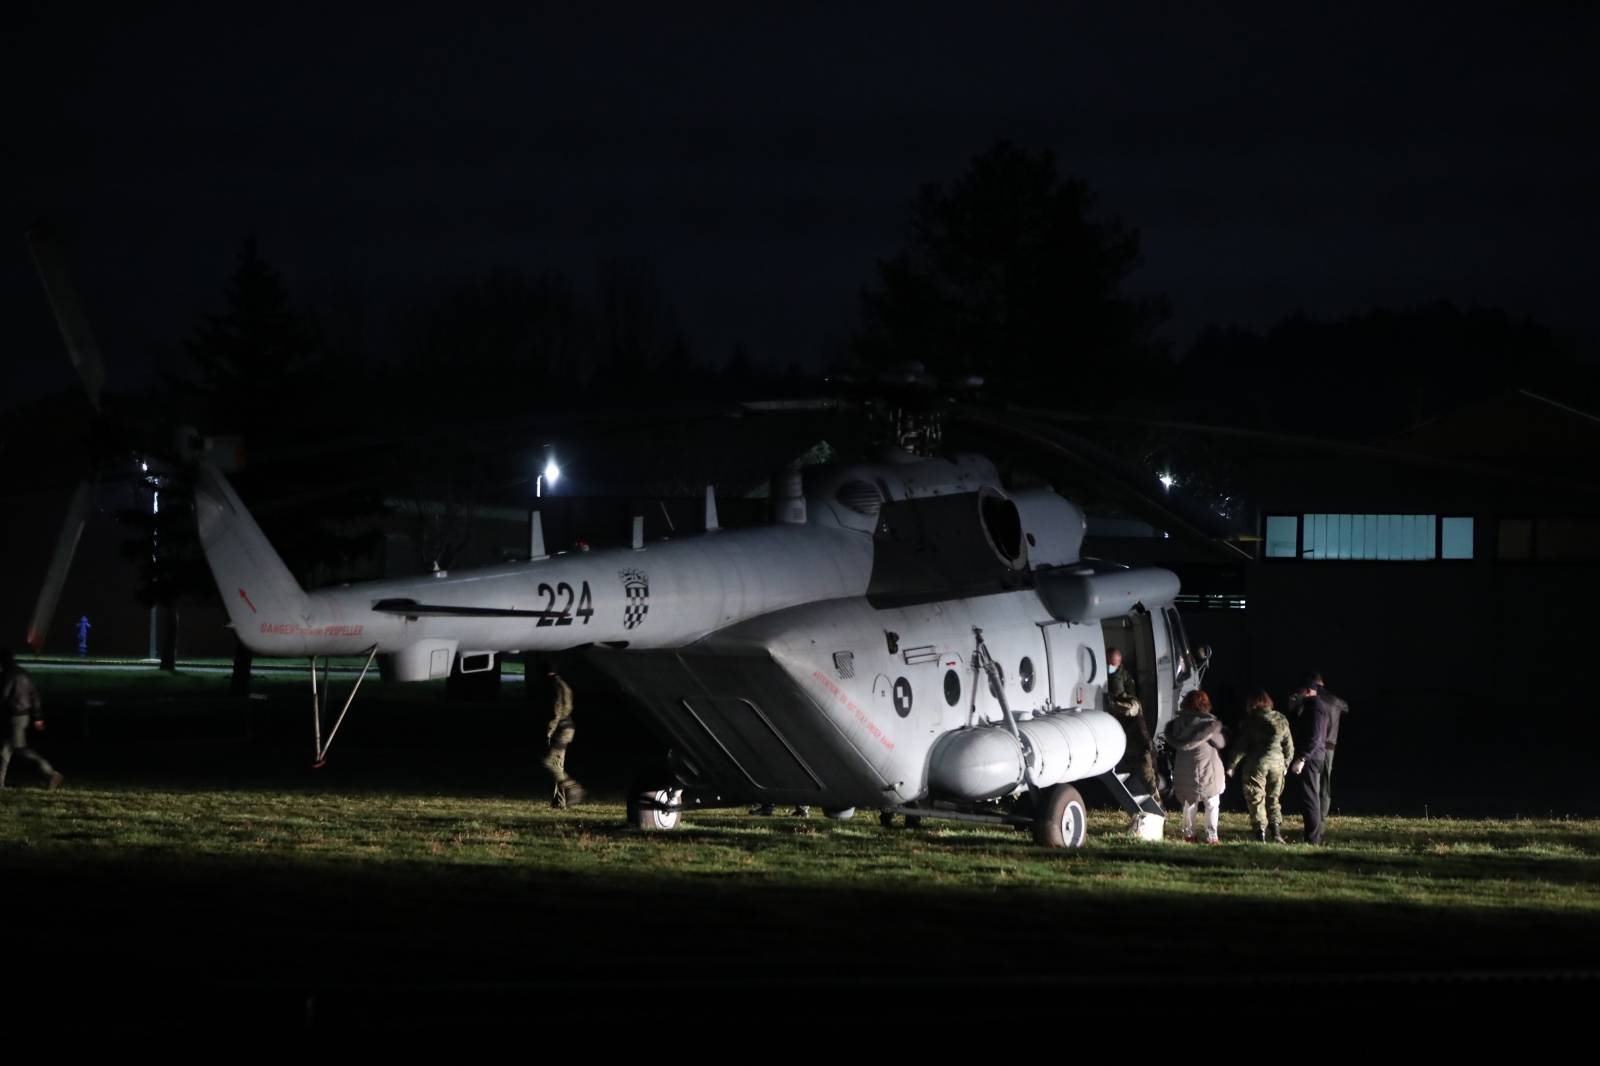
[620,568,650,629]
[892,676,913,717]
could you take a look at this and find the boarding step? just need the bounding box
[1098,769,1164,818]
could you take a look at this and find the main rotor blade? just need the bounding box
[25,478,96,652]
[25,226,107,414]
[951,407,1251,562]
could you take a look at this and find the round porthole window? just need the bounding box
[943,669,961,706]
[1078,645,1098,684]
[1020,657,1036,692]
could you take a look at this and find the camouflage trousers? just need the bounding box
[1241,762,1287,833]
[543,719,580,807]
[1117,740,1161,807]
[0,715,54,789]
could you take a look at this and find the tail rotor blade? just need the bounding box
[25,479,96,653]
[25,226,107,414]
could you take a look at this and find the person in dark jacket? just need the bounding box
[1165,689,1226,844]
[0,648,63,790]
[1289,677,1332,844]
[1302,672,1348,822]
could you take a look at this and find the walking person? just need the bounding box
[1289,677,1332,845]
[1226,690,1294,842]
[0,649,63,790]
[1303,672,1348,822]
[542,664,585,808]
[1165,689,1226,844]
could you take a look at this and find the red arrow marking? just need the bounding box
[238,588,257,614]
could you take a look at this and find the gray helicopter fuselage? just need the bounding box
[193,451,1200,810]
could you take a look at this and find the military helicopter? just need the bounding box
[22,228,1221,848]
[186,394,1213,846]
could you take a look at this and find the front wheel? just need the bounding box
[626,788,683,831]
[1031,784,1088,848]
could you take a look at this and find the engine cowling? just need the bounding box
[867,488,1031,607]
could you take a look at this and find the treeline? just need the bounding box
[175,246,816,447]
[165,141,1590,448]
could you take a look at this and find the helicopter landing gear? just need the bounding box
[626,787,683,831]
[1031,783,1088,848]
[308,645,378,768]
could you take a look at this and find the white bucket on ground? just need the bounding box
[1132,813,1165,841]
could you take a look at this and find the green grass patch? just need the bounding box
[6,788,1597,915]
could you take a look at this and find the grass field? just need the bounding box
[5,662,1599,1031]
[5,786,1598,1022]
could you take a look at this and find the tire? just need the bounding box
[1031,783,1088,848]
[879,810,895,828]
[627,788,682,831]
[823,807,855,821]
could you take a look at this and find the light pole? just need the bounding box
[536,456,560,498]
[531,451,560,559]
[142,460,159,661]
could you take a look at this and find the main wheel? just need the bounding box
[626,787,682,831]
[1031,784,1088,848]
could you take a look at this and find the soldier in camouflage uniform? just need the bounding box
[1,648,63,790]
[1106,647,1161,814]
[1226,689,1294,842]
[542,666,585,808]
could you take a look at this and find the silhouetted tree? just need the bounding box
[595,259,690,397]
[405,268,589,415]
[1180,302,1576,439]
[156,240,382,678]
[858,141,1168,402]
[187,238,322,433]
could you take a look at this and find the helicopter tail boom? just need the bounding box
[193,464,312,647]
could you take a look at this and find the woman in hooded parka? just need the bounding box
[1165,689,1226,843]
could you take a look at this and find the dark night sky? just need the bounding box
[7,3,1598,401]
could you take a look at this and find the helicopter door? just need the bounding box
[1148,609,1176,729]
[1102,611,1167,732]
[1039,622,1095,710]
